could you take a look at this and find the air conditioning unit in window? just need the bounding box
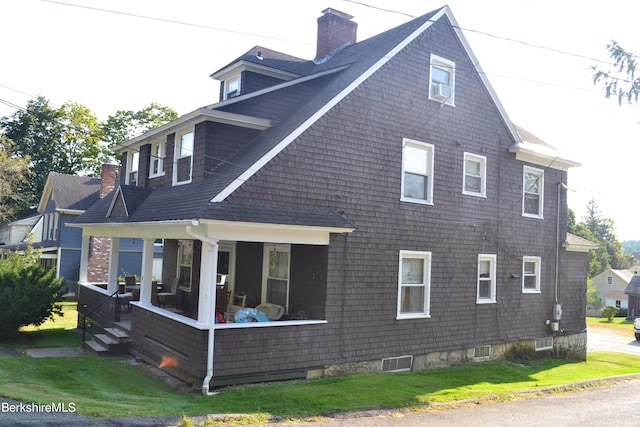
[431,83,452,101]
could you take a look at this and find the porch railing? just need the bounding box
[80,290,121,348]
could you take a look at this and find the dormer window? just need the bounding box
[429,55,455,105]
[126,151,139,186]
[224,75,241,100]
[149,140,165,177]
[174,130,194,185]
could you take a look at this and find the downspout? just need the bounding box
[555,182,569,304]
[185,225,219,396]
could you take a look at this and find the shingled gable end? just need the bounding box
[72,6,589,390]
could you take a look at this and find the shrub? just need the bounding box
[601,305,619,322]
[0,244,64,339]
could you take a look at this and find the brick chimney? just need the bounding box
[100,163,118,198]
[315,8,357,63]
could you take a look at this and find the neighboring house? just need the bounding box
[74,6,591,391]
[0,214,42,248]
[624,273,640,318]
[0,165,147,292]
[592,268,633,309]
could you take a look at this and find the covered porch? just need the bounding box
[74,210,354,388]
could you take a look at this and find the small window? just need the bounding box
[262,244,290,309]
[606,276,613,285]
[522,256,541,293]
[474,345,491,359]
[463,153,486,197]
[127,151,139,186]
[477,254,497,304]
[382,355,413,372]
[429,55,455,105]
[149,141,165,177]
[224,75,241,99]
[523,166,544,218]
[397,251,431,319]
[174,131,194,185]
[401,138,434,205]
[178,240,193,292]
[535,337,553,351]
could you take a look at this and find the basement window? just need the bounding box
[382,355,413,372]
[474,345,491,360]
[535,337,553,351]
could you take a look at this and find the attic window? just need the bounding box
[127,151,139,186]
[174,130,193,185]
[429,54,455,105]
[224,75,241,100]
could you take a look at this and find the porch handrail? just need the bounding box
[80,289,121,348]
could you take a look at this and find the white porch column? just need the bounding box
[78,234,90,283]
[139,238,155,306]
[197,238,219,326]
[107,237,120,293]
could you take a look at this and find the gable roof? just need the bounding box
[624,274,640,296]
[37,172,101,213]
[80,6,576,229]
[593,267,634,284]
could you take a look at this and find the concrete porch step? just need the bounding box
[84,339,109,356]
[94,333,130,355]
[104,327,130,341]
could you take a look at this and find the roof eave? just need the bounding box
[510,143,581,170]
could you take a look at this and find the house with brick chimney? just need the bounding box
[73,6,592,391]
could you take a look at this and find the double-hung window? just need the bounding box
[523,166,544,218]
[397,251,431,319]
[150,141,165,177]
[262,244,290,309]
[178,240,193,292]
[463,153,486,197]
[174,130,194,185]
[522,256,541,293]
[429,54,455,105]
[477,254,497,303]
[224,75,240,100]
[127,151,139,186]
[401,138,434,204]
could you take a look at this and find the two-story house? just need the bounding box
[74,6,590,392]
[592,268,634,310]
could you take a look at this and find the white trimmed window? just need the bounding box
[522,256,541,293]
[262,244,290,309]
[174,130,194,185]
[397,251,431,319]
[178,240,193,292]
[429,54,455,105]
[126,151,139,186]
[149,140,165,177]
[477,254,497,303]
[224,75,241,100]
[523,166,544,218]
[401,138,434,204]
[463,153,486,197]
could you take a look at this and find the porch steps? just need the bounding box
[84,323,131,356]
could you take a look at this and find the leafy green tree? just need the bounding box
[601,305,619,322]
[0,137,31,221]
[593,41,639,105]
[0,243,63,339]
[0,96,103,215]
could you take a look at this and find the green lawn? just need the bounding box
[0,310,639,425]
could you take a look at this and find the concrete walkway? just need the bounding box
[24,347,88,358]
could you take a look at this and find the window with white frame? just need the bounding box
[523,166,544,218]
[178,240,193,292]
[127,151,139,185]
[149,140,165,177]
[429,55,455,105]
[606,276,613,285]
[397,251,431,318]
[174,130,194,185]
[401,138,434,204]
[262,244,290,309]
[522,256,541,293]
[463,153,486,197]
[477,254,497,303]
[224,75,241,100]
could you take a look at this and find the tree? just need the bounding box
[101,103,178,155]
[0,243,63,339]
[0,96,104,215]
[0,137,31,221]
[593,41,640,105]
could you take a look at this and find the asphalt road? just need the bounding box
[1,324,639,426]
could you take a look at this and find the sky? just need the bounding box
[1,0,639,239]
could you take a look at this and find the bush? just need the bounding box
[0,245,64,339]
[601,305,619,322]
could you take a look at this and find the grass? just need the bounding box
[0,311,639,424]
[586,315,634,333]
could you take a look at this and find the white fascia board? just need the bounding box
[36,176,54,213]
[211,10,449,203]
[210,60,300,81]
[55,209,84,215]
[114,109,273,153]
[509,142,581,170]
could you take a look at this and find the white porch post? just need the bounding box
[107,237,120,293]
[197,238,219,325]
[139,238,155,306]
[78,234,90,283]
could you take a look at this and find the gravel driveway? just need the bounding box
[587,322,640,355]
